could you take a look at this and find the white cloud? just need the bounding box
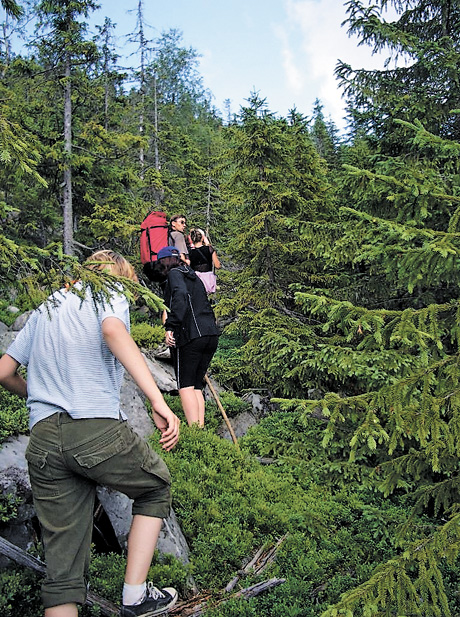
[275,0,399,128]
[274,24,305,93]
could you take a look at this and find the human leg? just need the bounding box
[26,414,96,611]
[61,417,176,614]
[44,604,78,617]
[179,385,202,426]
[195,388,205,426]
[125,514,163,584]
[176,337,218,426]
[191,335,218,427]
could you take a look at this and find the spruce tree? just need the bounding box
[255,2,460,614]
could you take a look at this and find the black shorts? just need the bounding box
[172,335,219,389]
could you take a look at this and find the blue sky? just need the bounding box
[6,0,397,131]
[87,0,399,131]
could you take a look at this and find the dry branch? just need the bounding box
[225,534,288,592]
[171,577,286,617]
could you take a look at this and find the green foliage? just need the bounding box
[337,0,460,142]
[0,386,29,442]
[206,391,251,419]
[0,568,42,617]
[0,493,22,523]
[153,423,427,605]
[3,2,460,615]
[0,301,20,327]
[84,548,190,611]
[130,322,164,349]
[218,94,333,315]
[209,332,246,390]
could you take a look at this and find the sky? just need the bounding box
[5,0,398,132]
[85,0,398,132]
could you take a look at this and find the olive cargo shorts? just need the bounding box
[25,412,172,609]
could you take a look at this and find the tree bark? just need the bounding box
[63,49,73,256]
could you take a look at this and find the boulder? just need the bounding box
[0,330,17,354]
[144,354,177,393]
[11,310,33,331]
[0,443,36,569]
[217,391,270,441]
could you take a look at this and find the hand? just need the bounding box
[152,409,180,451]
[165,330,176,347]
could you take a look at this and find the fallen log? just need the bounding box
[0,536,119,616]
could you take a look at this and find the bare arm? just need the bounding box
[102,317,180,450]
[0,354,27,398]
[211,249,221,269]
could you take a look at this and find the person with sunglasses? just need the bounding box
[169,214,190,265]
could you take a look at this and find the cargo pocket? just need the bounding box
[73,429,127,479]
[25,443,59,497]
[141,445,171,486]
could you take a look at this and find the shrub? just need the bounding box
[130,322,164,349]
[209,333,247,390]
[0,493,22,523]
[0,568,42,617]
[147,417,449,617]
[0,387,29,443]
[0,300,19,327]
[206,391,251,419]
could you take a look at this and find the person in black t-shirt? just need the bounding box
[189,228,221,272]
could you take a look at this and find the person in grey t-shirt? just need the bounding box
[0,250,180,617]
[169,213,190,265]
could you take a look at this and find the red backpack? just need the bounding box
[140,211,170,264]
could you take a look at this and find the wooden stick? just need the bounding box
[224,534,288,593]
[204,374,240,449]
[0,537,119,616]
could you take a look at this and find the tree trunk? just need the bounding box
[62,50,73,256]
[137,0,145,178]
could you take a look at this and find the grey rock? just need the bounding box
[144,355,177,393]
[0,463,36,568]
[0,321,9,335]
[217,410,259,440]
[12,311,33,331]
[0,330,17,354]
[6,306,20,314]
[96,485,133,548]
[216,391,270,441]
[0,435,29,471]
[120,373,158,439]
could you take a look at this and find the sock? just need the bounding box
[123,582,147,606]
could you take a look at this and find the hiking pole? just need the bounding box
[204,374,240,450]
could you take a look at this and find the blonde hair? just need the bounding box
[86,250,139,282]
